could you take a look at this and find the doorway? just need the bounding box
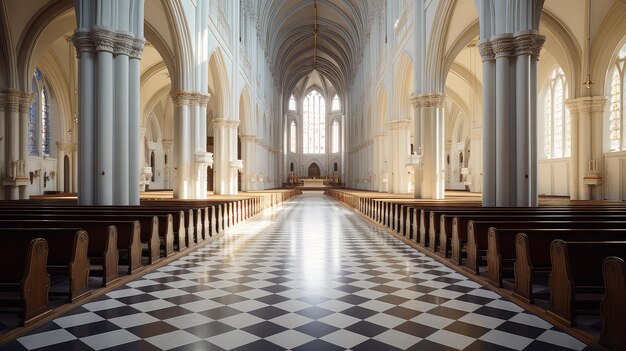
[308,163,321,178]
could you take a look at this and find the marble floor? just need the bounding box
[1,195,593,350]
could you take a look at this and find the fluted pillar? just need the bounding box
[171,91,192,199]
[411,93,445,199]
[477,32,544,206]
[72,1,145,205]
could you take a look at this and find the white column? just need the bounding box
[492,34,514,207]
[113,34,131,205]
[566,100,580,200]
[95,35,114,205]
[478,40,496,206]
[590,98,606,200]
[171,91,192,199]
[129,40,143,205]
[514,35,531,207]
[387,120,410,193]
[412,94,445,199]
[579,105,592,200]
[74,33,95,204]
[4,91,21,200]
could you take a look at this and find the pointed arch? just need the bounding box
[238,85,252,134]
[394,52,414,120]
[208,48,231,119]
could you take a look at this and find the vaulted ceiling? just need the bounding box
[250,0,375,98]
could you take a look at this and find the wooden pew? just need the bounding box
[548,240,626,327]
[459,213,626,269]
[0,237,50,326]
[483,226,626,297]
[601,256,626,351]
[0,229,90,303]
[0,220,119,286]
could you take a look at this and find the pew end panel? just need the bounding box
[601,256,626,351]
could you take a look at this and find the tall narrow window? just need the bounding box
[288,95,296,111]
[609,44,626,151]
[41,87,50,156]
[332,120,340,153]
[303,90,325,154]
[28,76,39,156]
[290,121,297,153]
[543,67,570,159]
[331,94,340,111]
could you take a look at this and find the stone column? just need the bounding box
[477,40,496,206]
[129,38,144,205]
[193,93,211,199]
[72,0,144,205]
[411,93,445,199]
[240,135,255,191]
[566,100,580,200]
[386,120,410,193]
[170,91,193,199]
[72,144,78,193]
[113,33,132,205]
[2,90,30,199]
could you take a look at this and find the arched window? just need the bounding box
[41,87,50,156]
[290,121,297,153]
[28,75,39,156]
[331,94,340,111]
[288,94,296,111]
[543,68,570,159]
[303,90,325,154]
[331,120,340,153]
[609,44,626,151]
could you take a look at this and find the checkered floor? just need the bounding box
[1,195,594,350]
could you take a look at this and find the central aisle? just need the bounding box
[7,195,591,351]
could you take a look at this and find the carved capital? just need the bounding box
[513,31,545,60]
[239,134,256,142]
[571,96,607,114]
[410,93,445,108]
[477,39,494,61]
[130,38,145,59]
[91,28,116,52]
[19,92,34,112]
[114,32,134,56]
[213,118,240,129]
[491,34,515,59]
[170,90,195,107]
[72,31,95,55]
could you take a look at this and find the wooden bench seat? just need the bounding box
[0,237,50,326]
[600,256,626,351]
[0,229,89,303]
[548,240,626,328]
[482,226,626,299]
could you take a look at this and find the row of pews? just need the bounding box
[0,189,300,330]
[327,189,626,351]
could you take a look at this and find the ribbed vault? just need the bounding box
[250,0,373,98]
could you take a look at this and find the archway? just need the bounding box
[308,163,321,178]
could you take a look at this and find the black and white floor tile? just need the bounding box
[0,195,594,350]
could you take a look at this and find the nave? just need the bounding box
[2,195,591,351]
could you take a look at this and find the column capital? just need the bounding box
[130,38,145,59]
[162,139,174,148]
[91,28,116,52]
[240,134,256,141]
[386,119,411,130]
[491,33,515,59]
[113,32,134,56]
[410,93,445,108]
[72,31,95,54]
[566,96,607,114]
[2,90,33,113]
[512,31,545,60]
[477,39,495,61]
[170,90,210,107]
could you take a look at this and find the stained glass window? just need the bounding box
[331,94,340,111]
[28,76,38,156]
[332,120,340,153]
[543,68,570,159]
[609,44,626,151]
[41,87,50,156]
[303,90,325,154]
[290,121,297,153]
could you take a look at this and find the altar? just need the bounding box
[302,179,326,188]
